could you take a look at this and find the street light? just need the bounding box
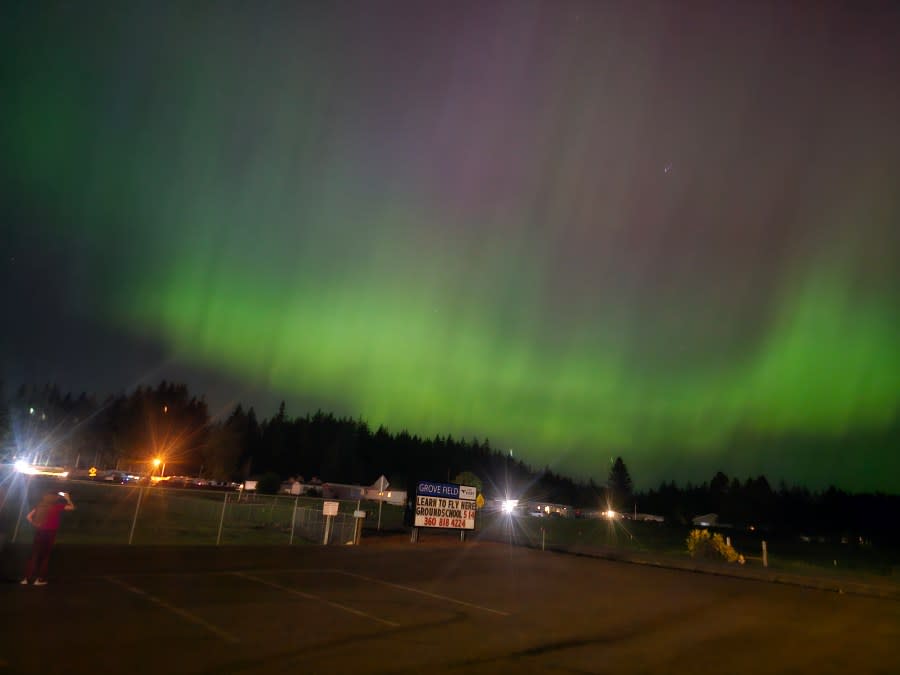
[152,457,166,478]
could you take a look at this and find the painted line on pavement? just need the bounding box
[333,570,510,616]
[231,571,400,627]
[105,576,240,644]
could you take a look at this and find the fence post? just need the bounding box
[323,515,332,545]
[289,497,298,545]
[762,540,768,568]
[11,480,30,544]
[216,492,228,545]
[128,486,144,545]
[542,527,545,551]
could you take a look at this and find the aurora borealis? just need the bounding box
[2,2,898,491]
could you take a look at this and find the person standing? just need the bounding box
[21,490,75,586]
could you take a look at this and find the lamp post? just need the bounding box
[152,457,166,478]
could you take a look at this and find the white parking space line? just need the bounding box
[231,572,400,627]
[333,571,510,616]
[104,577,240,644]
[105,576,241,644]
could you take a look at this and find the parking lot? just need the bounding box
[2,540,899,674]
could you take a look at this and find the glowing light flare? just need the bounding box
[13,461,69,478]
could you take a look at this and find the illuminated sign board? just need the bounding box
[414,481,477,530]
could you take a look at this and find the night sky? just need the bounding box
[2,2,898,491]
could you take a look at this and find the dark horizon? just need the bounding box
[4,378,898,496]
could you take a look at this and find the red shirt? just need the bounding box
[38,502,68,531]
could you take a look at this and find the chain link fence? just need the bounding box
[290,507,358,545]
[3,475,897,580]
[0,475,401,547]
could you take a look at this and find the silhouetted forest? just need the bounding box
[2,381,898,542]
[0,382,592,504]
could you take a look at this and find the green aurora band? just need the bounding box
[3,3,898,490]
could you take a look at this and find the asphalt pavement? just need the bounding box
[2,539,899,674]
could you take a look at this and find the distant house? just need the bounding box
[526,502,573,518]
[319,482,365,500]
[692,513,719,527]
[320,476,407,506]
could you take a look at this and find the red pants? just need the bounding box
[25,529,57,580]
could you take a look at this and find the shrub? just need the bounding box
[686,529,744,564]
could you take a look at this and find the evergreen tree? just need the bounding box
[709,471,729,513]
[453,470,483,494]
[607,456,633,508]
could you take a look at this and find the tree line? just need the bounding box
[0,382,594,505]
[640,474,900,543]
[2,381,898,542]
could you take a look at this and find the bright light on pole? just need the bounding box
[501,499,518,514]
[152,457,166,478]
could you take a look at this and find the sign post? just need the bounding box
[239,480,257,503]
[323,500,339,545]
[374,475,389,531]
[353,510,366,545]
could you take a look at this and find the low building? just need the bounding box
[526,502,573,518]
[320,476,407,506]
[692,513,719,527]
